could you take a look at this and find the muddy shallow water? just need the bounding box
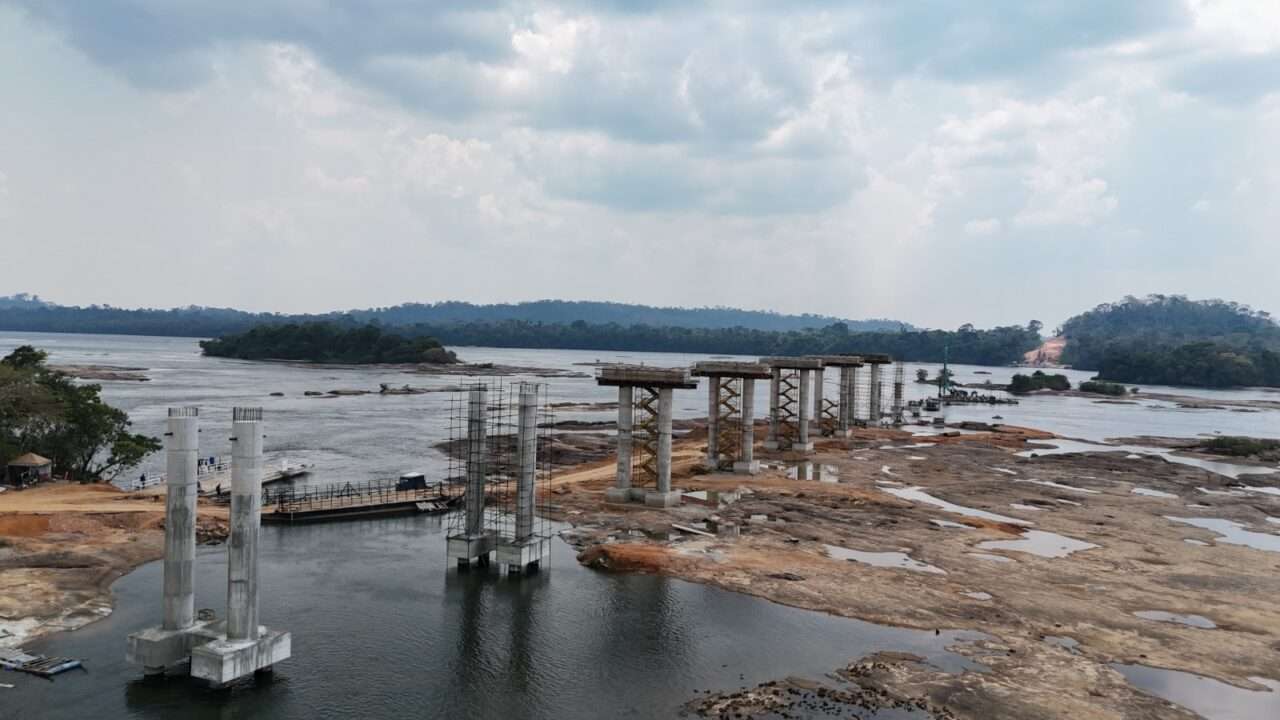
[3,516,984,719]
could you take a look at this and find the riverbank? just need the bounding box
[0,484,227,648]
[547,425,1280,719]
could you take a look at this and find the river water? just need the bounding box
[2,331,1278,718]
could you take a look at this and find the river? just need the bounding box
[1,331,1277,718]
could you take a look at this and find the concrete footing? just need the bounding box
[644,491,682,508]
[126,620,214,673]
[732,460,760,475]
[603,487,633,504]
[190,627,291,688]
[447,533,497,567]
[497,536,551,574]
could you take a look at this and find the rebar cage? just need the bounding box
[445,380,554,552]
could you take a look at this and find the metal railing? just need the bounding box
[263,479,450,514]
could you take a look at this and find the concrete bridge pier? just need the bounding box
[126,407,208,676]
[191,407,291,688]
[760,357,822,452]
[447,386,497,568]
[497,383,551,574]
[595,365,697,508]
[691,361,771,474]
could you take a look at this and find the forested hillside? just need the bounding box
[1061,295,1280,388]
[0,298,904,337]
[401,320,1041,365]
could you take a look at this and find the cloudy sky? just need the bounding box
[2,1,1278,329]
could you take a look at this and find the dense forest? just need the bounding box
[1060,295,1280,388]
[386,319,1042,365]
[0,297,904,337]
[1,346,159,481]
[200,323,458,364]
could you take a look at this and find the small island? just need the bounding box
[200,322,458,364]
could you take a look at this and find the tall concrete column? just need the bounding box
[514,384,537,540]
[655,388,673,494]
[227,407,263,642]
[705,376,720,468]
[735,378,758,474]
[615,385,634,490]
[163,408,199,632]
[811,367,824,436]
[850,366,861,423]
[464,385,488,537]
[797,369,812,450]
[869,364,883,423]
[764,367,781,449]
[838,367,852,433]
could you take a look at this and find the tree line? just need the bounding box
[392,319,1042,365]
[0,298,906,336]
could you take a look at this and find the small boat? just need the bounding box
[263,461,313,486]
[924,398,941,412]
[0,647,83,677]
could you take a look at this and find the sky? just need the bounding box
[1,1,1278,331]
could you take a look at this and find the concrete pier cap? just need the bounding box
[807,355,864,367]
[758,356,824,370]
[859,353,894,365]
[690,361,773,379]
[595,364,699,389]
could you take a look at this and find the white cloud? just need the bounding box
[964,218,1002,236]
[1,1,1278,329]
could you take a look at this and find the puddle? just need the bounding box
[1133,610,1216,629]
[1198,487,1246,497]
[930,519,971,529]
[1131,487,1178,499]
[1239,485,1280,497]
[1184,538,1211,546]
[1043,635,1080,653]
[880,465,898,477]
[1112,664,1280,720]
[1268,517,1280,526]
[1053,498,1082,506]
[1009,503,1043,512]
[876,479,904,487]
[1015,478,1100,494]
[824,544,946,574]
[880,486,1033,526]
[991,467,1019,476]
[1164,517,1280,553]
[966,552,1014,563]
[907,455,927,460]
[975,530,1098,558]
[1186,503,1212,509]
[788,463,841,483]
[962,591,992,600]
[1019,439,1280,479]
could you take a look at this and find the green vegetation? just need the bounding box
[1008,371,1071,394]
[1061,295,1280,388]
[1196,436,1280,461]
[398,320,1042,365]
[199,322,458,364]
[0,298,906,337]
[1078,380,1128,396]
[1,346,161,481]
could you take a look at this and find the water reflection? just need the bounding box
[1113,664,1280,720]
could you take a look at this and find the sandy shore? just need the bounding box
[0,483,227,648]
[545,424,1280,719]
